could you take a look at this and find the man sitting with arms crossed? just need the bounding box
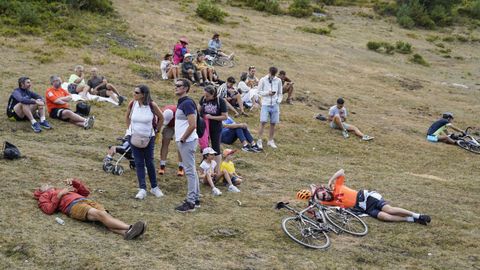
[45,75,95,129]
[34,178,146,240]
[328,97,373,141]
[88,67,125,105]
[312,169,431,225]
[426,112,463,144]
[7,76,52,133]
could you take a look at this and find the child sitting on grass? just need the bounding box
[219,149,243,187]
[199,147,240,196]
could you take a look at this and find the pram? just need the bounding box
[102,136,135,175]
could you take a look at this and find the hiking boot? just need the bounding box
[251,144,262,152]
[414,214,431,225]
[362,135,374,141]
[39,120,52,130]
[242,145,254,152]
[267,140,277,149]
[256,139,263,149]
[150,187,164,198]
[158,165,165,175]
[118,95,126,106]
[31,122,42,133]
[124,221,146,240]
[228,185,241,193]
[175,201,195,213]
[342,130,349,139]
[177,166,185,177]
[135,189,147,200]
[212,187,222,196]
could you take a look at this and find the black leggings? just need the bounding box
[209,121,222,155]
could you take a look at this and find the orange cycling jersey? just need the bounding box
[320,175,358,208]
[46,87,70,114]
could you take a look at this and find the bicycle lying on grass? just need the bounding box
[451,127,480,154]
[275,199,368,249]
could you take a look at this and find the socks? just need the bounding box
[40,116,46,122]
[30,119,37,124]
[406,217,414,222]
[160,160,166,166]
[412,213,420,219]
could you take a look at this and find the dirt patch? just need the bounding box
[407,173,448,182]
[385,73,424,91]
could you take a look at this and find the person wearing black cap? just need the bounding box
[328,98,373,141]
[7,76,52,133]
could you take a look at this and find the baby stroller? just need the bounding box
[103,136,135,175]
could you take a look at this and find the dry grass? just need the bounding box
[1,1,480,269]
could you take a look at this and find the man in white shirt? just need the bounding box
[328,98,373,141]
[257,67,283,149]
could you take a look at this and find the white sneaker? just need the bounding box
[257,139,263,149]
[362,135,374,141]
[135,189,147,200]
[267,140,277,149]
[212,187,222,196]
[342,130,349,139]
[228,185,241,193]
[150,187,164,197]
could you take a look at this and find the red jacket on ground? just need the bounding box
[33,179,90,215]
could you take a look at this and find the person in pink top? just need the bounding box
[173,37,190,65]
[33,178,146,240]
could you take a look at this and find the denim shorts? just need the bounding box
[329,121,350,130]
[427,135,438,142]
[260,104,280,124]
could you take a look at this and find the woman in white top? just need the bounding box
[238,72,260,110]
[126,85,164,200]
[160,53,179,81]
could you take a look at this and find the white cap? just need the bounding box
[163,109,174,126]
[202,147,217,155]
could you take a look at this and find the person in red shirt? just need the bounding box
[313,169,431,225]
[45,75,95,129]
[159,105,184,176]
[34,178,146,240]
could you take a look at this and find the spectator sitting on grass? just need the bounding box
[173,36,189,65]
[246,66,259,88]
[7,76,52,133]
[88,67,125,105]
[68,65,90,97]
[426,112,463,144]
[207,33,234,60]
[219,149,243,188]
[193,52,214,84]
[237,72,260,110]
[34,178,147,240]
[221,116,261,152]
[199,147,223,196]
[160,53,179,82]
[217,76,248,116]
[45,75,95,129]
[328,98,373,141]
[181,53,201,85]
[278,70,294,105]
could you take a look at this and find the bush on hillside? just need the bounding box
[410,53,429,66]
[236,0,282,15]
[67,0,114,14]
[196,0,228,23]
[395,40,412,54]
[288,0,314,18]
[296,26,331,35]
[458,0,480,19]
[367,41,395,54]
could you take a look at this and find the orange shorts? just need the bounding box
[68,200,105,221]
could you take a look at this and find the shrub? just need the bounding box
[67,0,114,14]
[367,41,395,54]
[395,41,412,54]
[234,0,282,15]
[288,0,313,18]
[17,3,41,26]
[410,53,429,66]
[374,1,398,16]
[196,0,228,23]
[296,26,331,35]
[397,14,415,28]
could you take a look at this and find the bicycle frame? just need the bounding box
[278,201,340,234]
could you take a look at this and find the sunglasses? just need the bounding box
[175,84,184,88]
[134,91,141,94]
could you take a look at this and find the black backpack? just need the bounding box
[75,102,90,117]
[188,98,206,138]
[3,141,21,160]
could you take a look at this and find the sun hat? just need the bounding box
[223,148,237,157]
[202,147,217,155]
[179,37,189,44]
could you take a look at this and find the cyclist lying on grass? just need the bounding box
[427,112,463,144]
[34,178,146,240]
[311,169,431,225]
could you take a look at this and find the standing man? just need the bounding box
[257,67,283,149]
[278,70,294,105]
[159,104,184,176]
[174,79,200,213]
[87,67,125,105]
[328,98,373,141]
[7,76,52,133]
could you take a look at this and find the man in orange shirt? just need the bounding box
[46,75,95,129]
[314,169,431,225]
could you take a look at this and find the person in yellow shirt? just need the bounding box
[219,149,243,187]
[193,53,214,84]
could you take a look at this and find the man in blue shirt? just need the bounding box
[207,33,234,60]
[427,112,463,144]
[6,77,52,133]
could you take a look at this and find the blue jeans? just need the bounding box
[260,104,280,124]
[221,128,254,144]
[131,136,157,190]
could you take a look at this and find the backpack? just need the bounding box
[75,102,90,116]
[188,98,206,138]
[3,141,21,160]
[128,101,159,132]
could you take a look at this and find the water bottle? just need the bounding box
[55,217,65,225]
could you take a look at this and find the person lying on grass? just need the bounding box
[33,178,146,240]
[310,169,431,225]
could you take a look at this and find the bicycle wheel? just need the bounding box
[457,140,480,154]
[281,216,330,249]
[214,57,235,68]
[324,208,368,236]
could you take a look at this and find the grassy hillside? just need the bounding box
[1,0,479,269]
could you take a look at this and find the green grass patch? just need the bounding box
[410,53,429,66]
[288,0,314,18]
[128,64,158,80]
[367,41,395,54]
[235,43,266,56]
[109,46,156,63]
[295,26,331,35]
[196,0,228,23]
[395,41,413,54]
